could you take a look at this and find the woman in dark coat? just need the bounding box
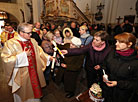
[61,31,111,88]
[102,32,138,102]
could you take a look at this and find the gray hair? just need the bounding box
[17,23,33,34]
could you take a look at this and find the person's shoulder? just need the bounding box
[30,38,38,44]
[31,31,38,36]
[5,37,19,46]
[88,35,93,39]
[32,28,36,32]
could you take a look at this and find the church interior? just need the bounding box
[0,0,138,102]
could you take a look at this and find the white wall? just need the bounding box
[75,0,137,24]
[0,3,21,23]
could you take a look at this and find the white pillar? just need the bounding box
[32,0,44,23]
[110,0,120,23]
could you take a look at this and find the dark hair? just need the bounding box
[94,31,109,41]
[42,27,49,31]
[65,30,70,33]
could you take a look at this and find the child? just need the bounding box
[53,29,63,44]
[63,27,73,44]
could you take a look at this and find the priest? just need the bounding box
[1,23,53,102]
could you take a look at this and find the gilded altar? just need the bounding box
[42,0,91,25]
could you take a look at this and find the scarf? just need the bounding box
[92,42,106,51]
[116,48,134,56]
[80,33,90,38]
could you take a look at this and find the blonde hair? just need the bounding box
[54,29,60,34]
[45,31,54,41]
[79,25,88,31]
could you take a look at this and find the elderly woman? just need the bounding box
[55,37,84,98]
[102,32,138,102]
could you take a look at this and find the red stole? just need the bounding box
[8,33,14,40]
[17,40,42,98]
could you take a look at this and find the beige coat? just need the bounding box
[1,35,48,101]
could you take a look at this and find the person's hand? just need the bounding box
[103,75,108,83]
[61,50,68,55]
[81,45,84,47]
[105,81,117,87]
[94,65,100,70]
[49,56,55,61]
[24,48,31,56]
[61,63,67,68]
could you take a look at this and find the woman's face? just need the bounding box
[70,43,77,48]
[115,40,131,51]
[79,28,86,35]
[65,32,71,37]
[92,36,104,47]
[43,29,47,34]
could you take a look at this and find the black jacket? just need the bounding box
[31,32,42,46]
[102,49,138,102]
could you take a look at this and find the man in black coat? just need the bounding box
[70,21,80,38]
[31,31,42,46]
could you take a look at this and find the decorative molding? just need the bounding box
[20,9,25,22]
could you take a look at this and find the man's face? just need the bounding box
[92,36,104,47]
[8,26,13,32]
[125,20,129,24]
[21,27,32,40]
[35,23,41,29]
[5,26,8,31]
[71,22,76,28]
[51,24,55,29]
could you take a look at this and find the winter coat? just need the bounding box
[102,49,138,102]
[67,42,111,71]
[67,42,111,87]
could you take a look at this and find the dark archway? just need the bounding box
[0,10,19,25]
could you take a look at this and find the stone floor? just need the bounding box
[0,49,87,102]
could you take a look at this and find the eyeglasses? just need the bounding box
[22,31,32,35]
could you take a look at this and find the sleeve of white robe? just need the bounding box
[9,52,29,93]
[15,52,29,67]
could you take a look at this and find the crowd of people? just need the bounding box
[0,20,138,102]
